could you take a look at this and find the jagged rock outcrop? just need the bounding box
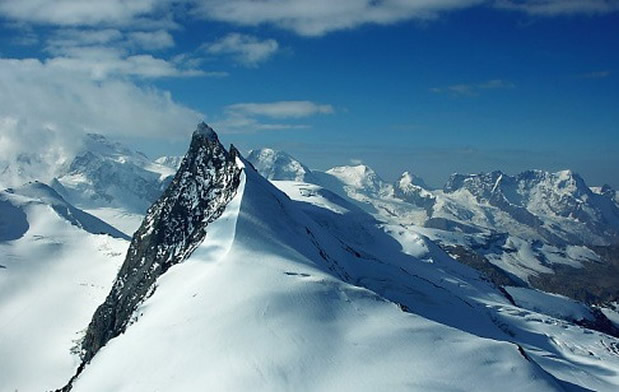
[78,123,242,367]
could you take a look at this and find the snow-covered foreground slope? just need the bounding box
[55,127,619,392]
[0,183,128,392]
[273,180,619,391]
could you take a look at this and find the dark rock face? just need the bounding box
[0,199,29,241]
[79,123,242,365]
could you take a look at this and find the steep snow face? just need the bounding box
[53,133,176,215]
[246,148,316,182]
[0,182,128,392]
[79,123,242,365]
[67,154,566,392]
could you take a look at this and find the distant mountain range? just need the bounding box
[246,148,619,302]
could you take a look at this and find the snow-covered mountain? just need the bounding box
[52,133,176,214]
[246,149,619,305]
[2,128,619,391]
[0,182,129,391]
[38,125,617,392]
[0,132,179,235]
[247,148,316,183]
[440,169,619,245]
[154,155,184,170]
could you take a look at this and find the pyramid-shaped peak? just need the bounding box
[193,122,219,141]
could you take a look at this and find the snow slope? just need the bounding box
[0,183,128,392]
[273,180,619,391]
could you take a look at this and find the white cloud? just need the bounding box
[0,0,173,27]
[431,79,515,96]
[225,101,334,118]
[39,28,203,80]
[495,0,619,16]
[213,100,333,133]
[0,57,203,181]
[46,29,124,53]
[0,1,617,38]
[46,28,175,53]
[192,0,485,36]
[202,33,279,66]
[45,47,205,79]
[128,30,175,50]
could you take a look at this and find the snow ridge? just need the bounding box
[72,124,242,379]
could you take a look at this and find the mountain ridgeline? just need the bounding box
[66,124,242,386]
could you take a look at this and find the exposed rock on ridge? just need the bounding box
[79,123,242,367]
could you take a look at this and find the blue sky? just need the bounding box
[0,1,617,187]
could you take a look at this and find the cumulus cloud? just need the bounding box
[0,57,202,138]
[45,46,205,79]
[431,79,515,96]
[0,57,203,185]
[0,0,174,27]
[127,29,175,50]
[213,100,333,133]
[192,0,485,36]
[46,28,124,51]
[202,33,279,66]
[46,27,176,54]
[39,28,211,80]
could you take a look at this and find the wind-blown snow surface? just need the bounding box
[0,183,128,391]
[70,161,562,392]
